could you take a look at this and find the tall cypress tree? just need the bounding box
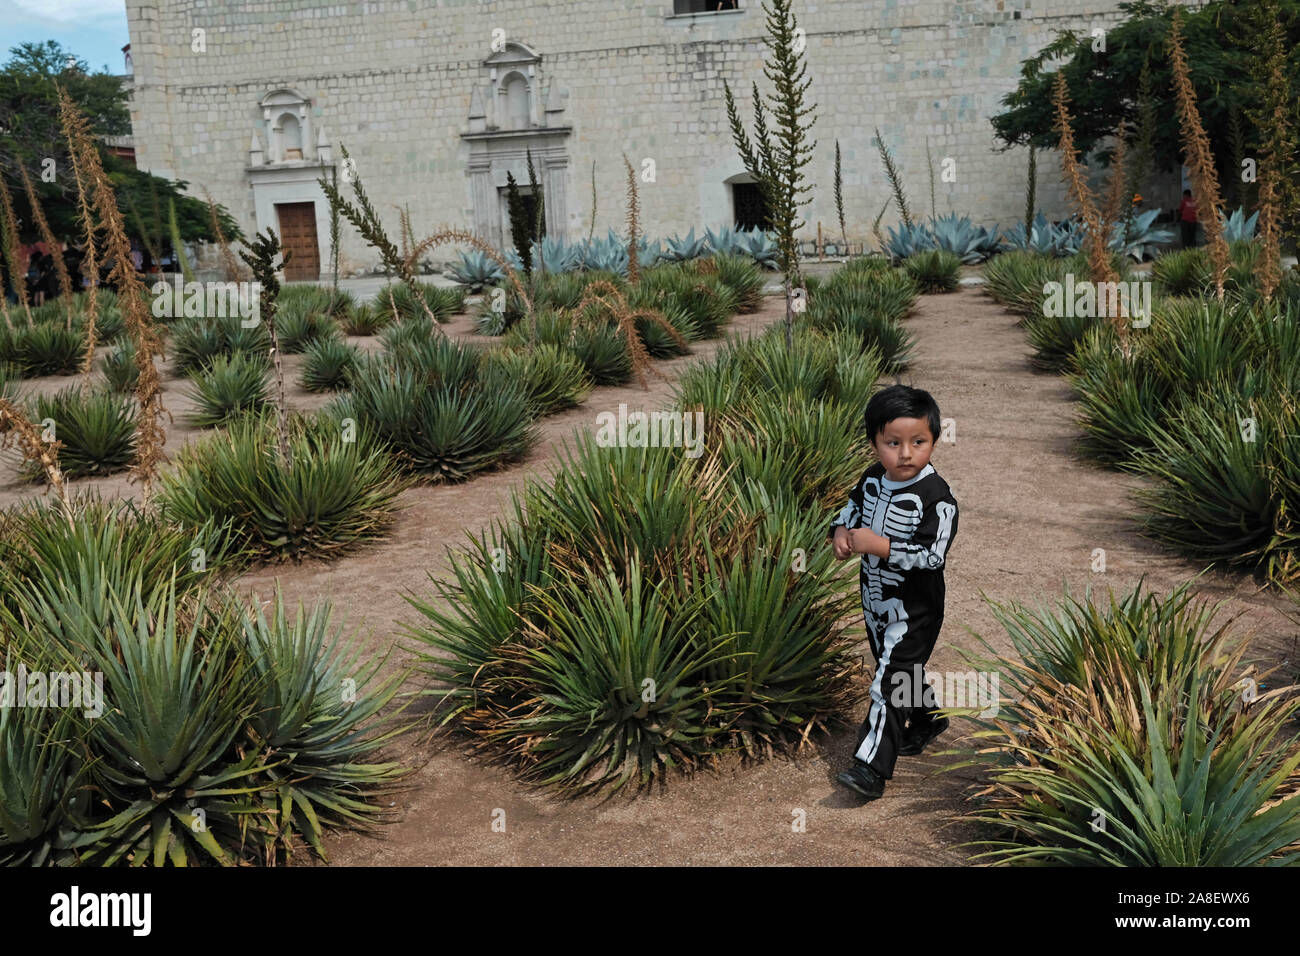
[505,170,533,275]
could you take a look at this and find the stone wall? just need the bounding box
[126,0,1178,275]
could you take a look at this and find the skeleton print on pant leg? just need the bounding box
[828,461,959,779]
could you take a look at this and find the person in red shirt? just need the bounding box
[1179,189,1198,248]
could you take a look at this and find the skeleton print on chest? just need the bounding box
[855,476,924,600]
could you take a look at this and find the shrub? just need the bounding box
[185,351,271,428]
[701,253,765,312]
[170,314,271,375]
[1132,377,1299,585]
[382,282,464,324]
[904,249,962,293]
[405,432,859,792]
[274,304,340,354]
[99,340,138,393]
[22,387,135,479]
[0,491,232,624]
[300,337,362,392]
[1151,247,1210,297]
[800,268,916,372]
[984,251,1068,316]
[0,568,407,865]
[340,301,390,336]
[1023,308,1102,372]
[1065,325,1171,466]
[330,360,537,482]
[479,344,592,417]
[15,322,82,376]
[157,411,410,563]
[955,580,1300,865]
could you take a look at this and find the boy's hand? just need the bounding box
[832,526,853,560]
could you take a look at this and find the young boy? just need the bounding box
[827,384,959,801]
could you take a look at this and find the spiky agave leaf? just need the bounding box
[21,386,136,480]
[156,411,410,563]
[238,586,409,860]
[184,351,270,428]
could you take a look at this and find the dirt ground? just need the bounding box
[3,286,1296,866]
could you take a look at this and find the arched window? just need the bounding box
[504,73,530,130]
[279,113,303,160]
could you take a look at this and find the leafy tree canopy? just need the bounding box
[992,0,1300,176]
[0,40,240,249]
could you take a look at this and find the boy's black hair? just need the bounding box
[1183,188,1192,196]
[865,384,941,444]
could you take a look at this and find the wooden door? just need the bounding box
[276,202,320,281]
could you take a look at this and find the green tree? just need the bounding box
[0,41,239,251]
[991,0,1300,186]
[724,0,817,348]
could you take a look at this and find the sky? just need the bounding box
[0,0,131,75]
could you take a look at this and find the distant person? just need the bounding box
[827,385,961,801]
[1179,189,1198,248]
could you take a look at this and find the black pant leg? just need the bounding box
[855,614,942,779]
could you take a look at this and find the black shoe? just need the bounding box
[836,760,886,800]
[899,716,950,756]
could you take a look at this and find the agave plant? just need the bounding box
[238,587,407,859]
[274,303,340,354]
[478,344,592,417]
[1107,209,1175,261]
[705,225,740,256]
[185,351,270,428]
[0,706,91,866]
[340,302,389,336]
[22,387,136,480]
[1151,247,1211,297]
[953,580,1300,865]
[576,233,630,276]
[735,227,780,269]
[447,249,506,291]
[1220,206,1260,243]
[663,227,709,262]
[331,359,538,481]
[929,213,996,264]
[884,221,936,261]
[904,248,962,293]
[71,578,268,866]
[15,322,82,377]
[0,491,231,617]
[1003,212,1085,258]
[301,337,362,392]
[532,236,582,274]
[157,411,410,562]
[637,236,665,269]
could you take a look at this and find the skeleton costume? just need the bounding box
[828,461,959,779]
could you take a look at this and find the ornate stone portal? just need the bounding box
[463,42,571,250]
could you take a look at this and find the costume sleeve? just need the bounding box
[885,491,958,571]
[826,475,866,539]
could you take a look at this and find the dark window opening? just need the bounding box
[732,182,771,231]
[674,0,739,14]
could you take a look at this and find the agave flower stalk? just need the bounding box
[0,173,31,323]
[0,397,74,529]
[58,86,169,501]
[1168,8,1230,300]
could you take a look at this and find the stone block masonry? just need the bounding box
[125,0,1144,276]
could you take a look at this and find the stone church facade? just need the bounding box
[124,0,1141,280]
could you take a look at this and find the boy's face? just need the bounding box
[871,416,935,483]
